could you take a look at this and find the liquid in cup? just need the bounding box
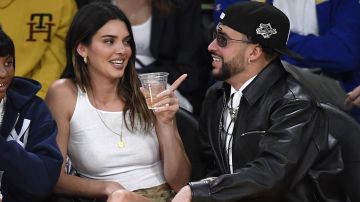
[138,72,169,109]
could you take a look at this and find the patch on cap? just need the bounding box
[256,23,277,39]
[220,12,225,19]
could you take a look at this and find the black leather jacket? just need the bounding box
[190,59,345,202]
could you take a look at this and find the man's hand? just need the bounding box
[172,185,192,202]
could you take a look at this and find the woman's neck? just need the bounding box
[88,81,124,111]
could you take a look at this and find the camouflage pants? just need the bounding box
[134,184,175,202]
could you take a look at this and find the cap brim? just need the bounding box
[275,48,303,61]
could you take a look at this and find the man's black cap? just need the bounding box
[219,1,303,60]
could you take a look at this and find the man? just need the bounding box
[0,28,63,201]
[213,0,360,123]
[172,2,345,201]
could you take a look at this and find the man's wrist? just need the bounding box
[188,180,212,201]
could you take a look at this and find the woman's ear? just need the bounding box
[76,43,88,58]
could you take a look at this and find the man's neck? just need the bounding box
[228,59,271,90]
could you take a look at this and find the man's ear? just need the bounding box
[76,43,88,58]
[249,44,263,62]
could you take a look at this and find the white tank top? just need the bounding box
[68,88,166,191]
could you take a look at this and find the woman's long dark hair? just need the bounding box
[63,2,154,132]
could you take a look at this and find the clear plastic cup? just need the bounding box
[138,72,169,109]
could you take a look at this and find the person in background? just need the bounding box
[0,27,63,202]
[172,2,345,201]
[213,0,360,123]
[0,0,77,98]
[46,2,190,201]
[112,0,208,114]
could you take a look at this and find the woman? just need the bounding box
[45,2,190,201]
[0,28,62,201]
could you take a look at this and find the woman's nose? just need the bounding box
[116,43,126,54]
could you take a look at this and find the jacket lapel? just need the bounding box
[212,84,231,173]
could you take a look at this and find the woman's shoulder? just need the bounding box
[46,79,78,109]
[47,79,77,97]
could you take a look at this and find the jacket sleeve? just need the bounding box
[0,100,63,198]
[31,0,77,98]
[190,100,322,201]
[137,0,204,94]
[285,0,360,73]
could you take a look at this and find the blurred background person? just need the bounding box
[46,3,190,201]
[0,27,62,202]
[0,0,77,98]
[212,0,360,123]
[112,0,209,114]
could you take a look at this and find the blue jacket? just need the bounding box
[213,0,360,121]
[0,77,63,202]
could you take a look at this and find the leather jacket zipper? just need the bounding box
[241,130,266,136]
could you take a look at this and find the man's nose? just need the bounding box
[208,38,218,52]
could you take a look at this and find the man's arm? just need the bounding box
[179,101,323,201]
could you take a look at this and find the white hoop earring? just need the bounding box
[84,56,88,64]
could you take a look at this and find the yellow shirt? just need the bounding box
[0,0,77,98]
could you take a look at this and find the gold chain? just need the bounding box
[91,93,125,148]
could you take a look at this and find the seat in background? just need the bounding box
[283,62,351,114]
[320,103,360,202]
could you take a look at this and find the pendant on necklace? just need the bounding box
[117,140,125,148]
[229,108,238,120]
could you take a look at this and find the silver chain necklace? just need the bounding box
[91,93,125,148]
[227,107,239,121]
[227,93,239,121]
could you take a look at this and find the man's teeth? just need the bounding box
[111,59,124,65]
[0,83,5,87]
[213,57,221,62]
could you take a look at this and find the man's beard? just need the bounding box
[212,62,232,81]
